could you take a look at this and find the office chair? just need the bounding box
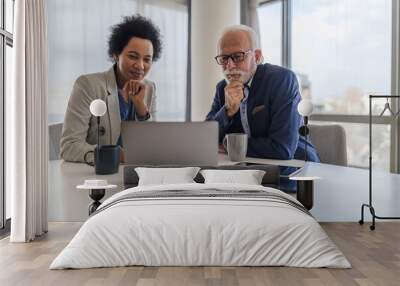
[49,122,63,160]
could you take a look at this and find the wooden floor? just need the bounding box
[0,222,399,286]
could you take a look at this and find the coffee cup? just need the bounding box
[223,133,248,162]
[84,145,120,175]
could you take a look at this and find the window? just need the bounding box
[144,3,188,120]
[47,0,189,124]
[1,0,14,232]
[257,0,282,66]
[291,0,391,115]
[5,0,13,33]
[4,43,11,221]
[0,36,3,231]
[255,0,396,171]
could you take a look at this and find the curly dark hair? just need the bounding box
[108,14,162,62]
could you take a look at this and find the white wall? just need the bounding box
[191,0,240,121]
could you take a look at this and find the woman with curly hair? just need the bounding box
[60,15,162,163]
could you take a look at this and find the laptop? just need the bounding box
[121,121,219,166]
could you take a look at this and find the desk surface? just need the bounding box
[218,155,305,167]
[48,155,400,222]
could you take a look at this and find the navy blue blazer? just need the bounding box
[206,63,320,162]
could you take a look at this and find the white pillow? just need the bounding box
[200,169,266,185]
[135,167,201,186]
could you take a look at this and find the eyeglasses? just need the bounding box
[214,50,253,65]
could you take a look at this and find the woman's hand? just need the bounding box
[119,147,125,163]
[122,80,149,117]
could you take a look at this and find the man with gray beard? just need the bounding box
[206,25,319,161]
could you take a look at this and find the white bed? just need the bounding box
[50,183,351,269]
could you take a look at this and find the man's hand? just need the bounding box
[218,144,227,154]
[224,80,244,118]
[121,80,149,117]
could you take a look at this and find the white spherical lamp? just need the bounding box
[90,99,107,117]
[297,99,313,117]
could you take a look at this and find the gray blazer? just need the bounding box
[60,66,156,162]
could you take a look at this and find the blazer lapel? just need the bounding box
[105,66,121,145]
[247,65,264,126]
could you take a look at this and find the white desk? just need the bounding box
[48,160,123,222]
[48,155,400,222]
[298,162,400,221]
[218,155,304,167]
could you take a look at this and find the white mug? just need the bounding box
[223,133,248,162]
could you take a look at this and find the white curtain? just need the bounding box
[9,0,48,242]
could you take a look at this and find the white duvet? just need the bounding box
[50,183,351,269]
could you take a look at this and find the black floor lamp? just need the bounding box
[89,99,107,163]
[294,99,318,210]
[297,99,314,161]
[359,95,400,230]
